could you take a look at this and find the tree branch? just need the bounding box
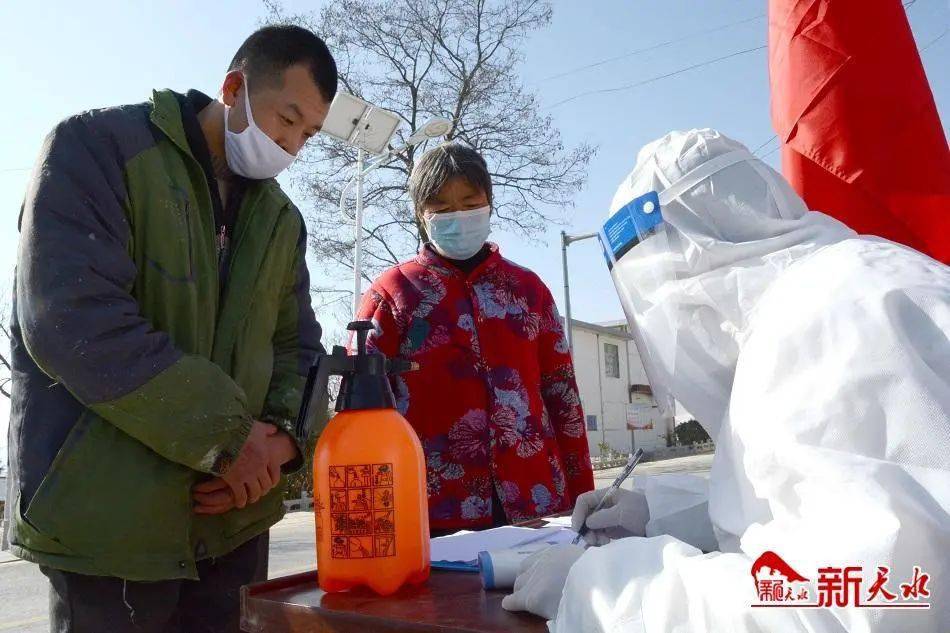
[262,0,592,307]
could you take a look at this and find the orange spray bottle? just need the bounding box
[295,321,430,595]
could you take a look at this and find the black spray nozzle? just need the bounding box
[294,345,347,440]
[348,320,374,356]
[294,320,419,440]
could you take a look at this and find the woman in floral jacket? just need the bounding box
[357,143,594,535]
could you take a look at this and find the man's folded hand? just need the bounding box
[192,477,235,515]
[193,422,301,515]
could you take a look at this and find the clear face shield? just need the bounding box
[601,190,683,421]
[599,149,755,426]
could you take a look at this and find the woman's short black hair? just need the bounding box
[228,25,338,102]
[409,143,493,223]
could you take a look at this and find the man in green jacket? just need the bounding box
[8,25,336,632]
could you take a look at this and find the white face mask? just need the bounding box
[223,76,296,179]
[425,205,491,260]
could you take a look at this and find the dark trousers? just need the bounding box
[41,532,269,633]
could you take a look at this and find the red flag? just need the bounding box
[769,0,950,263]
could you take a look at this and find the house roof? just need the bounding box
[596,318,629,329]
[569,318,634,340]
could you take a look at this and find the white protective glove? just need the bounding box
[571,487,650,546]
[500,544,585,621]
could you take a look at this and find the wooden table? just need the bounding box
[240,568,548,632]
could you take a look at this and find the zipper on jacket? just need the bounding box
[214,180,245,300]
[171,90,239,302]
[217,223,230,283]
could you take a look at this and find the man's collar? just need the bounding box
[149,89,193,157]
[176,90,219,182]
[184,89,213,113]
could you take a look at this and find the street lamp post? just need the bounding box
[339,117,453,315]
[560,230,600,353]
[352,148,365,316]
[320,92,453,315]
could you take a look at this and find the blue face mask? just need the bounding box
[425,205,491,260]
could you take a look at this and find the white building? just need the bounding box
[569,318,680,457]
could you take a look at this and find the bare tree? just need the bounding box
[264,0,595,314]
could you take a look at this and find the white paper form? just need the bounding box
[430,525,577,564]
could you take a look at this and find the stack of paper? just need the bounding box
[430,525,578,571]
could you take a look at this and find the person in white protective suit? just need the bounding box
[501,128,950,632]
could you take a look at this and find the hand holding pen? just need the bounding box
[572,449,646,546]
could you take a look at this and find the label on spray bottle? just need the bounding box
[328,463,396,559]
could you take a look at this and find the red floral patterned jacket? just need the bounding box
[357,243,594,531]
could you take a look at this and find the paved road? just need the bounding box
[595,451,713,489]
[0,557,46,632]
[0,514,321,633]
[0,452,713,631]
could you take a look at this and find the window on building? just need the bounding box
[604,342,620,378]
[586,415,598,431]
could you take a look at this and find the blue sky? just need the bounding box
[0,0,947,462]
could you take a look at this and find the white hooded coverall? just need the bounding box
[552,129,950,633]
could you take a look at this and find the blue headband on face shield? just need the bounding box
[601,191,664,265]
